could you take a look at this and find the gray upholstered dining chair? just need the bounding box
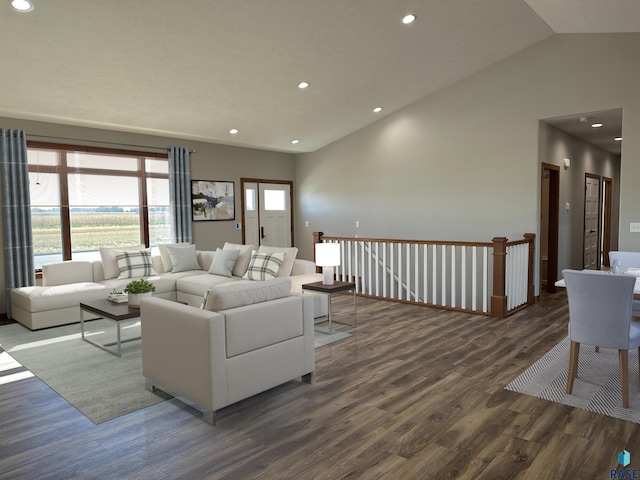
[563,269,640,408]
[609,251,640,317]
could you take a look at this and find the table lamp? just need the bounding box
[315,242,341,285]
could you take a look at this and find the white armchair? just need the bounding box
[140,279,315,425]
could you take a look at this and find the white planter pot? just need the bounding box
[128,292,152,308]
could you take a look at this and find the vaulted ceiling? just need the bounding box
[1,1,638,153]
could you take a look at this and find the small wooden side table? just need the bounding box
[302,281,356,332]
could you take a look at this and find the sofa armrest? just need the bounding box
[291,259,317,276]
[140,297,229,411]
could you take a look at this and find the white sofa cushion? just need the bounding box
[243,251,285,281]
[257,245,298,277]
[222,243,255,277]
[100,244,146,280]
[208,248,239,277]
[100,275,176,295]
[204,277,291,312]
[115,249,155,278]
[11,283,111,312]
[176,273,241,298]
[42,260,94,286]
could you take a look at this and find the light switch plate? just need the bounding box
[630,223,640,233]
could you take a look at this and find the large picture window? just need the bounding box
[27,143,170,271]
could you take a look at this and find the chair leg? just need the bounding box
[566,341,580,394]
[619,350,629,408]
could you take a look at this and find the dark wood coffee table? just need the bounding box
[302,281,356,332]
[80,299,141,357]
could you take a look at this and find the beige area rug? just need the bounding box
[505,337,640,423]
[0,320,164,424]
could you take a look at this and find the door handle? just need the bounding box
[261,226,267,239]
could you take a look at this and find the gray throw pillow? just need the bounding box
[166,244,201,272]
[208,248,239,277]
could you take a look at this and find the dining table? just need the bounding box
[555,269,640,294]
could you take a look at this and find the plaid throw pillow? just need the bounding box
[243,251,285,281]
[115,249,155,279]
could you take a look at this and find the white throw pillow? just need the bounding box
[257,245,298,277]
[158,242,190,272]
[243,251,285,281]
[114,249,155,279]
[222,243,255,277]
[208,248,239,277]
[100,244,146,280]
[166,244,201,272]
[204,277,292,311]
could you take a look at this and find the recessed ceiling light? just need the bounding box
[298,82,310,89]
[402,14,416,24]
[229,128,239,135]
[373,107,383,113]
[592,123,603,128]
[291,139,300,144]
[10,0,34,12]
[615,137,623,141]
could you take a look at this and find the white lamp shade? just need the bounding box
[315,242,341,267]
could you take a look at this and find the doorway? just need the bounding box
[540,163,559,293]
[241,178,294,248]
[583,173,601,269]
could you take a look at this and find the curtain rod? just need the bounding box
[26,134,197,154]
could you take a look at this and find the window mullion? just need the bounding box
[59,152,72,261]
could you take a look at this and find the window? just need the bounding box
[264,189,286,211]
[27,143,170,270]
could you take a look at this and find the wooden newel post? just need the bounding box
[312,232,324,273]
[524,233,536,305]
[491,236,508,318]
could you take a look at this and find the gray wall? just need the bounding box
[0,117,295,314]
[294,33,640,274]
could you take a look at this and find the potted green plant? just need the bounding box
[123,279,156,308]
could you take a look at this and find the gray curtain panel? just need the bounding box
[0,129,35,318]
[168,146,193,243]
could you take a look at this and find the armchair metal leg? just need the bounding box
[145,380,156,393]
[566,341,580,394]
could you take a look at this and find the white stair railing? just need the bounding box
[315,233,534,317]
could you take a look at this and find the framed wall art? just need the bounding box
[191,180,235,221]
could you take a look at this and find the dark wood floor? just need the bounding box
[1,291,638,479]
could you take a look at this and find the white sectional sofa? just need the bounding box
[10,242,326,330]
[141,277,315,425]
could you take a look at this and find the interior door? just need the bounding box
[258,183,292,247]
[540,163,559,292]
[583,174,601,269]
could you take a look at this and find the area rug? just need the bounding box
[0,320,164,424]
[0,320,352,424]
[314,327,352,348]
[505,337,640,423]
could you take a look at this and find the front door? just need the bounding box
[241,179,293,248]
[583,174,601,269]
